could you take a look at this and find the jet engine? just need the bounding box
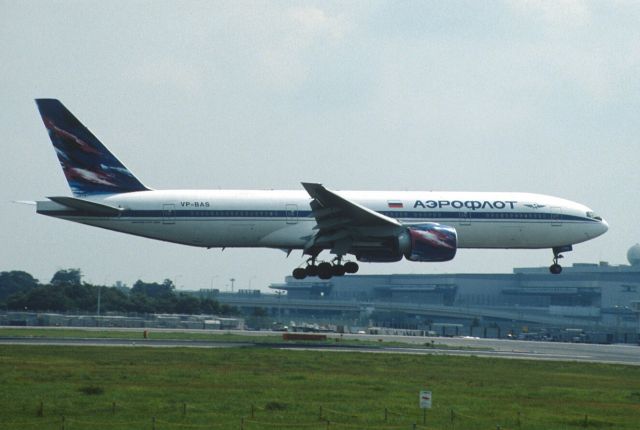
[398,223,457,262]
[354,223,457,263]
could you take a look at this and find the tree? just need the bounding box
[0,271,39,302]
[51,269,82,287]
[131,279,175,298]
[220,304,238,316]
[2,270,237,316]
[175,293,201,314]
[200,298,220,315]
[129,293,154,314]
[8,286,72,311]
[98,287,131,312]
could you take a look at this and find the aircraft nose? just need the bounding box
[590,217,609,238]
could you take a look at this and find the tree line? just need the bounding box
[0,269,237,315]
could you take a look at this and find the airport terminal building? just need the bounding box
[219,245,640,343]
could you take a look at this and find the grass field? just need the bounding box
[0,343,638,430]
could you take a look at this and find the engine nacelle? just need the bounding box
[355,251,403,263]
[398,223,457,262]
[355,237,404,262]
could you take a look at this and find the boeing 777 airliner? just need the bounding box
[33,99,608,279]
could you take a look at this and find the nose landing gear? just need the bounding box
[549,245,572,275]
[550,259,562,275]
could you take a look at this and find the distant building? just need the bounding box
[236,245,640,343]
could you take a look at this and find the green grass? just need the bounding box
[0,344,638,430]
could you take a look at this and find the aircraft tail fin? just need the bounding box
[35,99,149,197]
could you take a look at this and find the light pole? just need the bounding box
[276,290,283,322]
[230,278,235,293]
[98,277,109,318]
[97,285,101,316]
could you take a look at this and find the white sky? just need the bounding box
[2,1,639,290]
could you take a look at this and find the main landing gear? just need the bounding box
[549,245,573,275]
[292,257,359,280]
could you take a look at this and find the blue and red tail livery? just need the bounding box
[35,99,148,197]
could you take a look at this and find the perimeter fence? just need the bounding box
[0,400,602,430]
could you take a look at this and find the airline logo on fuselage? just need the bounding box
[413,200,518,210]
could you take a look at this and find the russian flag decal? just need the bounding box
[388,201,403,208]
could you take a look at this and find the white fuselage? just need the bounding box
[37,189,608,251]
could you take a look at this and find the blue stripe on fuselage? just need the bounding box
[37,208,599,223]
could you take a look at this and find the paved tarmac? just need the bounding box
[1,329,638,366]
[339,333,640,365]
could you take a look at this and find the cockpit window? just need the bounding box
[586,211,603,221]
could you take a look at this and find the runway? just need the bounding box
[1,331,638,366]
[339,333,640,365]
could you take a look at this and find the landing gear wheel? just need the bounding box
[332,264,346,276]
[292,268,307,280]
[549,246,571,275]
[344,261,359,274]
[317,262,333,280]
[549,263,562,274]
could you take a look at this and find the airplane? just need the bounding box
[32,99,609,280]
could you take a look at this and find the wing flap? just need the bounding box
[313,217,352,231]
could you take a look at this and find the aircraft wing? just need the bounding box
[301,182,402,255]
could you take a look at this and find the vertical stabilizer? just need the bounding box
[35,99,149,197]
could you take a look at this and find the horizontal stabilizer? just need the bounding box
[47,196,122,216]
